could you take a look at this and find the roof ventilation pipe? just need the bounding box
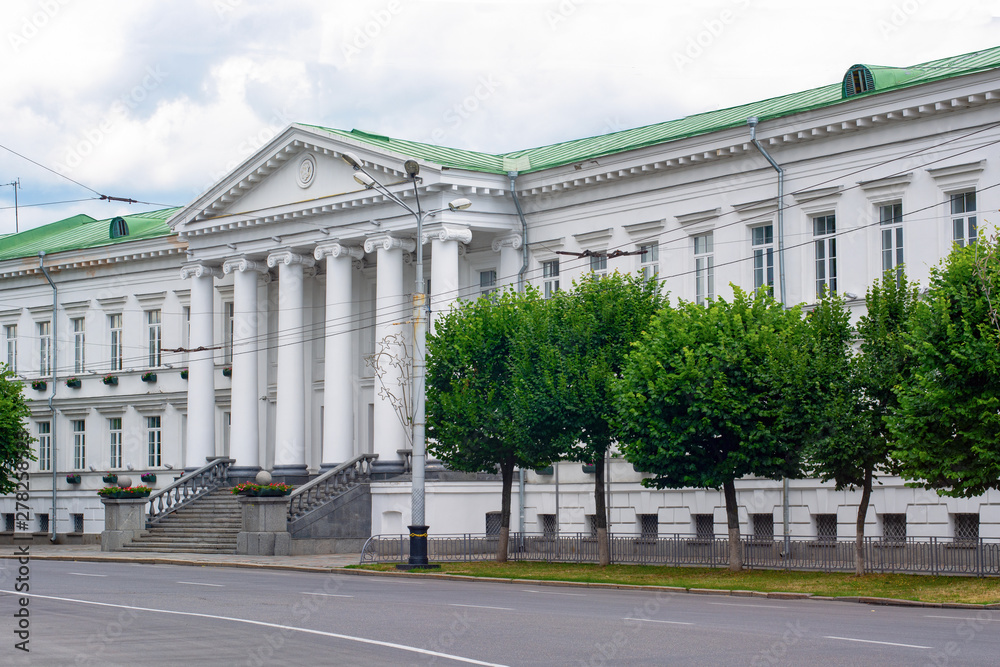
[747,117,786,307]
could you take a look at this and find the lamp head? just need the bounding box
[354,172,375,188]
[447,198,472,211]
[403,160,420,178]
[341,152,362,170]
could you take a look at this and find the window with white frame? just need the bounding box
[950,191,977,247]
[109,313,123,371]
[4,324,16,373]
[813,214,837,298]
[147,310,162,367]
[880,203,904,279]
[37,422,51,471]
[147,416,162,467]
[543,260,560,298]
[223,302,234,365]
[751,225,774,295]
[72,318,85,373]
[590,253,608,278]
[38,321,51,376]
[72,420,86,470]
[694,234,714,305]
[109,417,123,469]
[479,270,497,297]
[639,242,659,284]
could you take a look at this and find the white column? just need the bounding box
[364,233,416,468]
[424,224,472,327]
[315,241,364,467]
[180,262,221,470]
[492,233,523,290]
[266,250,315,477]
[222,257,270,475]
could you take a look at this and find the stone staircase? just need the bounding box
[119,488,241,554]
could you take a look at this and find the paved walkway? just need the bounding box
[0,544,362,571]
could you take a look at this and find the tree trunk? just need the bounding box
[723,479,743,572]
[497,457,514,563]
[595,455,610,566]
[855,466,872,577]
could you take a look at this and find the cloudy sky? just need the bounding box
[1,0,997,234]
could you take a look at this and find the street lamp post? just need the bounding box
[342,151,471,567]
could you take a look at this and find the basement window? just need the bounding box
[843,65,874,98]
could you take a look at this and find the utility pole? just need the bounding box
[5,179,19,233]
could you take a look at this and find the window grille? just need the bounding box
[752,513,774,541]
[695,514,715,540]
[950,191,977,247]
[816,514,838,543]
[37,514,49,533]
[954,514,979,543]
[3,513,13,532]
[882,513,906,543]
[540,514,557,538]
[485,512,502,536]
[639,514,658,540]
[586,514,598,538]
[72,514,84,534]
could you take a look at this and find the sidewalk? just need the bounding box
[0,544,363,572]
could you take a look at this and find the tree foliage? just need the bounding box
[0,364,34,494]
[614,288,823,571]
[890,237,1000,497]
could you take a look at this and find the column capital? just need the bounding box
[222,256,272,282]
[491,233,523,253]
[364,233,416,254]
[421,224,473,246]
[314,241,365,262]
[180,262,223,280]
[266,249,316,269]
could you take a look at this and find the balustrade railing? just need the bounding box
[146,457,234,525]
[287,454,378,521]
[360,533,1000,576]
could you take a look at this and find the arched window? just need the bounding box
[843,65,874,98]
[109,216,129,239]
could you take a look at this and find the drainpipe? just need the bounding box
[38,252,58,543]
[507,172,529,293]
[747,118,790,557]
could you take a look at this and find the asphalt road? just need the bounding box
[1,560,997,666]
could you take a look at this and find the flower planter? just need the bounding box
[66,474,81,484]
[250,489,291,497]
[534,466,554,476]
[231,482,294,497]
[141,372,157,383]
[31,380,47,391]
[100,490,151,499]
[180,369,188,380]
[102,474,118,484]
[222,367,232,378]
[140,473,156,484]
[102,375,118,386]
[581,464,596,474]
[65,378,82,389]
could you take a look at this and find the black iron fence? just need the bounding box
[360,533,1000,576]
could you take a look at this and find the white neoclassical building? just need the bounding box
[2,45,1000,544]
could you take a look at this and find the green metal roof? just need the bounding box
[0,207,180,261]
[307,45,1000,175]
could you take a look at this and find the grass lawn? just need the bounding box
[348,561,1000,605]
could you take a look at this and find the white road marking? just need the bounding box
[0,590,508,666]
[68,572,108,577]
[708,602,788,609]
[449,603,514,611]
[824,636,931,649]
[925,615,1000,622]
[623,617,693,626]
[302,592,354,598]
[522,589,585,597]
[177,581,224,587]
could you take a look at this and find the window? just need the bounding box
[586,514,598,538]
[38,321,51,376]
[37,422,51,471]
[954,513,979,543]
[543,260,560,299]
[950,191,977,247]
[72,318,85,373]
[109,418,123,469]
[843,65,874,97]
[109,313,123,371]
[37,514,49,534]
[147,416,162,467]
[639,242,659,284]
[751,225,774,294]
[485,512,502,536]
[540,513,556,538]
[882,513,906,543]
[71,513,84,533]
[694,234,714,305]
[752,514,774,542]
[639,514,658,540]
[813,214,837,298]
[880,203,904,280]
[3,513,13,532]
[590,253,608,278]
[182,306,191,348]
[479,270,497,297]
[223,302,234,365]
[694,514,715,540]
[816,514,837,543]
[4,325,16,373]
[72,420,86,470]
[147,310,162,367]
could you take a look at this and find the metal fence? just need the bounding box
[360,533,1000,576]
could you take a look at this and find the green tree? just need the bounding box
[891,237,1000,497]
[615,288,817,571]
[0,364,34,494]
[512,272,666,566]
[806,275,915,575]
[426,288,553,562]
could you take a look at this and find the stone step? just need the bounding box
[129,539,237,547]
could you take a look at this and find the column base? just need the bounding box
[271,464,311,486]
[228,466,263,485]
[371,459,407,478]
[397,524,439,570]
